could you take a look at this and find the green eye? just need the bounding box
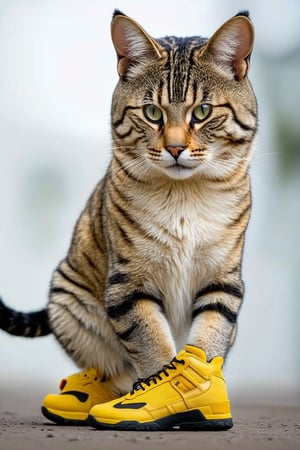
[143,104,163,123]
[192,103,212,122]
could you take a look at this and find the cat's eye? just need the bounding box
[143,104,163,124]
[192,104,212,122]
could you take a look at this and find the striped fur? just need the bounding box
[0,11,257,394]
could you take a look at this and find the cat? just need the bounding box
[0,9,257,396]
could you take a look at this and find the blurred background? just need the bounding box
[0,0,299,405]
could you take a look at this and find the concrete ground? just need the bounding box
[0,383,299,450]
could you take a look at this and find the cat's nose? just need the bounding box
[165,144,186,160]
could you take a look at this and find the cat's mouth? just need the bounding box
[169,163,191,171]
[161,161,200,179]
[148,154,202,179]
[166,160,199,170]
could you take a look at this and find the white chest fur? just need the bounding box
[132,179,237,350]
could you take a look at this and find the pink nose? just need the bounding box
[165,144,186,160]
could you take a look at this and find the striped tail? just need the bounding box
[0,297,51,337]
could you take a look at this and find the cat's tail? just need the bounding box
[0,297,51,337]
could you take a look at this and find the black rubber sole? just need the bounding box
[41,406,89,426]
[88,409,233,431]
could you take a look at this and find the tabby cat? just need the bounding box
[0,9,257,395]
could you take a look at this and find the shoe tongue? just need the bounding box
[184,345,207,361]
[80,367,99,381]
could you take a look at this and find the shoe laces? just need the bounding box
[130,356,185,394]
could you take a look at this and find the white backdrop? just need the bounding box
[0,0,299,405]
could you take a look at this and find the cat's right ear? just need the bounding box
[111,10,163,79]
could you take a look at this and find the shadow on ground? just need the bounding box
[0,383,299,450]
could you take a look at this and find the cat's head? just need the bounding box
[111,10,257,181]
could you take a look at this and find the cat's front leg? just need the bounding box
[188,280,244,361]
[104,279,176,378]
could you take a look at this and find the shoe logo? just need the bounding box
[113,401,147,409]
[61,391,89,403]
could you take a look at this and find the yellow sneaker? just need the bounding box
[41,368,118,425]
[89,345,233,431]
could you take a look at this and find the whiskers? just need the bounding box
[110,142,274,186]
[250,147,280,165]
[122,157,150,182]
[111,145,152,187]
[202,155,250,180]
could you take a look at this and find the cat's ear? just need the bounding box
[202,12,254,81]
[111,10,163,79]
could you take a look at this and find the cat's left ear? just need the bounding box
[202,12,254,81]
[111,10,163,79]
